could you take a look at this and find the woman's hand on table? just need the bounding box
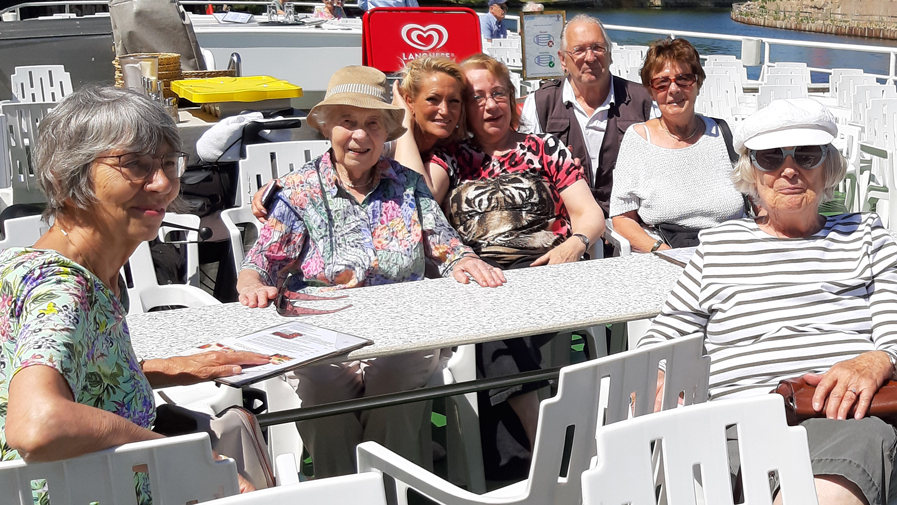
[805,350,893,420]
[452,256,506,287]
[237,270,279,308]
[143,351,271,388]
[530,237,587,266]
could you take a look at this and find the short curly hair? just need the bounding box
[639,38,706,92]
[33,85,182,219]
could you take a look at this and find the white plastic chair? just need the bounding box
[829,68,864,99]
[122,213,220,314]
[0,213,50,249]
[234,140,331,208]
[257,375,306,481]
[582,395,818,505]
[199,472,388,504]
[837,74,878,109]
[757,85,808,108]
[0,433,239,505]
[221,205,264,274]
[850,84,897,125]
[9,65,73,103]
[0,101,54,205]
[356,334,710,505]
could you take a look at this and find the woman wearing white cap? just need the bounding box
[639,98,897,505]
[236,66,505,477]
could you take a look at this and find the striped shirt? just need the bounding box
[638,213,897,400]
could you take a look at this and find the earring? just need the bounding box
[455,124,460,129]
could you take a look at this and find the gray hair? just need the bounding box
[34,85,182,219]
[560,14,613,53]
[309,104,402,139]
[731,144,847,207]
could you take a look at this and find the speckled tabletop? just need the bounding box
[127,253,685,361]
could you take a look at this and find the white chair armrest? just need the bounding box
[603,226,631,257]
[356,442,499,505]
[274,454,300,486]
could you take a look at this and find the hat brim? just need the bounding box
[743,128,835,151]
[308,95,407,142]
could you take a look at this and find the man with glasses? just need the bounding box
[521,14,656,219]
[480,0,508,42]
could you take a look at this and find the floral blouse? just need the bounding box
[0,248,154,505]
[242,152,474,293]
[428,134,584,267]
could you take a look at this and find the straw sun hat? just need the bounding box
[307,66,407,142]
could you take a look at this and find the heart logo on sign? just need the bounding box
[401,24,449,51]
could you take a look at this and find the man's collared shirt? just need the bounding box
[480,12,507,40]
[521,76,659,187]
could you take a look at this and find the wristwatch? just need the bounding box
[572,233,589,249]
[650,239,664,252]
[887,350,897,380]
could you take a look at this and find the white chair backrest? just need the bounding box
[864,98,897,148]
[695,75,740,120]
[0,433,238,505]
[851,84,897,125]
[220,205,263,276]
[10,65,73,103]
[765,73,805,86]
[200,473,388,504]
[582,395,818,505]
[758,84,808,108]
[838,74,878,108]
[122,213,219,314]
[830,68,864,98]
[0,101,54,204]
[0,214,50,250]
[704,54,739,64]
[768,62,811,84]
[704,59,749,88]
[360,334,710,505]
[235,140,331,207]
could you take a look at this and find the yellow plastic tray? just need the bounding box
[170,76,303,103]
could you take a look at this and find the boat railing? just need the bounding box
[0,0,362,20]
[603,23,897,84]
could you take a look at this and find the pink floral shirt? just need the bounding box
[242,152,474,292]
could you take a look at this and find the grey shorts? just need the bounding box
[727,417,897,505]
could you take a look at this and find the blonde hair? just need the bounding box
[731,144,847,207]
[399,55,468,142]
[460,53,520,131]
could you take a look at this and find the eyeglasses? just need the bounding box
[565,43,608,60]
[471,89,510,106]
[750,145,828,172]
[649,73,697,92]
[98,151,188,182]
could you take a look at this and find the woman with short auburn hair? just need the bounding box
[609,37,744,252]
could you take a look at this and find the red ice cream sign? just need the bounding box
[362,7,483,73]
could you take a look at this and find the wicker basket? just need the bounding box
[113,53,182,99]
[182,69,238,79]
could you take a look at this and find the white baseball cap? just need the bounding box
[734,98,838,151]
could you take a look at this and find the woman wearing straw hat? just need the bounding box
[236,66,505,477]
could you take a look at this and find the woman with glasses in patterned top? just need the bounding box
[426,53,605,480]
[609,38,745,253]
[0,86,267,503]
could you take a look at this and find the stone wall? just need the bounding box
[732,0,897,40]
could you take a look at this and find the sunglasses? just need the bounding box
[649,73,697,92]
[750,145,828,172]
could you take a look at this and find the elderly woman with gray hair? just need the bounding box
[0,86,268,503]
[640,98,897,505]
[236,65,504,477]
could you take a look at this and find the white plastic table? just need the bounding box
[127,253,685,361]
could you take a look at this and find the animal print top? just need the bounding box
[429,134,584,267]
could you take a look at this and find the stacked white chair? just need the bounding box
[0,433,239,505]
[357,334,710,505]
[837,74,878,110]
[767,62,811,84]
[582,395,818,505]
[0,213,50,250]
[0,101,55,208]
[9,65,73,103]
[850,84,897,126]
[757,84,808,108]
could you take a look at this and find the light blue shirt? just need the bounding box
[480,12,507,40]
[358,0,418,10]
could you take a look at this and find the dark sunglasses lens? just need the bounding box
[794,146,825,168]
[755,149,786,171]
